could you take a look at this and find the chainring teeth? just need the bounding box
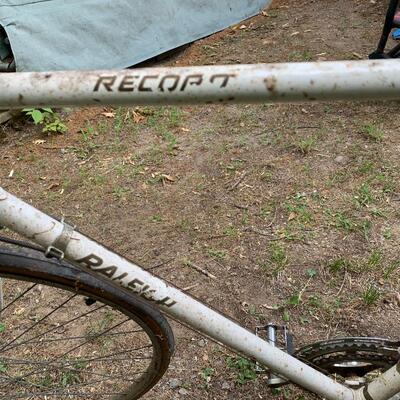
[296,337,400,377]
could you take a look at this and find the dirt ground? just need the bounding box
[1,0,400,399]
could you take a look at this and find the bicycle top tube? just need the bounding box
[0,60,400,109]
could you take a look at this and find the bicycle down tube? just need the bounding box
[1,59,400,399]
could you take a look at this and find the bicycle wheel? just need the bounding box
[0,244,174,400]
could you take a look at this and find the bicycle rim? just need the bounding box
[0,246,174,400]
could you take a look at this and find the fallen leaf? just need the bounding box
[8,169,14,178]
[132,110,146,124]
[101,112,115,118]
[14,307,25,316]
[288,212,296,221]
[162,174,175,182]
[47,182,60,190]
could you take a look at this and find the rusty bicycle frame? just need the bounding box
[1,59,400,400]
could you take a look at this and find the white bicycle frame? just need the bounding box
[1,59,400,400]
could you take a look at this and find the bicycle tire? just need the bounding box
[0,245,174,400]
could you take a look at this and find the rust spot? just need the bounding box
[264,76,277,92]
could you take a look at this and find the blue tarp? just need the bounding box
[0,0,271,72]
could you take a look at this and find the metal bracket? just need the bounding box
[45,218,75,260]
[255,323,294,387]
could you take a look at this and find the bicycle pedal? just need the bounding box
[255,323,294,387]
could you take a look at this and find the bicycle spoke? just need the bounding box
[2,304,107,352]
[0,366,141,384]
[0,293,77,352]
[59,318,131,359]
[0,342,151,366]
[0,283,36,314]
[4,377,126,394]
[0,345,153,393]
[8,318,134,384]
[6,327,143,347]
[6,391,122,398]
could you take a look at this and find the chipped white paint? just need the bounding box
[1,59,400,399]
[0,60,399,108]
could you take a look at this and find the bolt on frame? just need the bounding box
[1,59,400,400]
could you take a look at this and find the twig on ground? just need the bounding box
[262,304,280,311]
[206,234,228,240]
[227,171,249,191]
[147,258,174,271]
[243,226,280,242]
[78,155,95,165]
[184,261,216,279]
[265,207,278,228]
[336,272,347,296]
[233,203,249,210]
[183,283,200,291]
[244,226,271,236]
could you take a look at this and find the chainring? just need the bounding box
[296,337,400,383]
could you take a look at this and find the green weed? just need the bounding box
[226,357,257,385]
[261,243,288,276]
[383,228,392,240]
[356,183,374,207]
[223,226,238,237]
[285,193,313,224]
[150,215,162,223]
[0,360,6,373]
[361,124,384,143]
[207,248,227,260]
[362,285,381,306]
[328,258,352,274]
[112,186,130,199]
[383,261,399,279]
[334,211,355,232]
[295,137,316,154]
[23,107,67,135]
